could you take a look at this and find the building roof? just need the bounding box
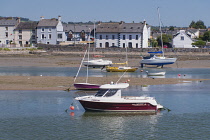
[37,18,58,27]
[0,17,19,26]
[63,24,95,32]
[96,22,147,33]
[15,22,38,30]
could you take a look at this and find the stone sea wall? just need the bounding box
[38,43,210,54]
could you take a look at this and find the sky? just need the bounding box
[1,0,210,27]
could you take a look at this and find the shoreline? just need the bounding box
[0,52,210,90]
[0,52,210,68]
[0,76,208,91]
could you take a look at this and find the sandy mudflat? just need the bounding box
[0,51,210,90]
[0,76,207,91]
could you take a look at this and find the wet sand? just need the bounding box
[0,51,210,90]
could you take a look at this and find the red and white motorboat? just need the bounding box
[75,82,163,112]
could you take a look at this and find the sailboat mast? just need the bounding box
[86,28,91,83]
[157,7,164,57]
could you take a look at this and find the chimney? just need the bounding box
[143,19,146,25]
[40,16,44,20]
[17,17,21,23]
[58,15,61,21]
[119,21,124,24]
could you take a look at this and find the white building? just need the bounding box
[95,21,150,48]
[14,22,37,47]
[37,16,65,45]
[172,30,194,48]
[0,17,20,47]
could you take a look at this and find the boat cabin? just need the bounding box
[95,89,121,98]
[94,83,129,98]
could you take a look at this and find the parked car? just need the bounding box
[192,45,199,48]
[163,45,168,48]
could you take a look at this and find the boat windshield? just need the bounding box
[95,89,118,97]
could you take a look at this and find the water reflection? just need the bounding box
[1,66,210,79]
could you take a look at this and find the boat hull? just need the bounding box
[78,100,157,112]
[83,59,112,68]
[106,66,138,72]
[140,58,177,66]
[74,83,100,90]
[147,72,166,76]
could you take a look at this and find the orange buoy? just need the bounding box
[70,106,75,110]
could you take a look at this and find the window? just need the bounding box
[129,42,132,48]
[48,28,51,32]
[104,89,118,97]
[123,35,125,40]
[106,35,108,40]
[123,43,125,48]
[95,89,108,97]
[48,34,52,39]
[5,27,8,31]
[41,34,45,39]
[112,43,114,46]
[57,34,62,39]
[129,35,132,40]
[18,35,22,39]
[19,41,22,46]
[136,43,138,48]
[19,30,22,33]
[32,35,36,39]
[100,35,102,40]
[112,35,115,40]
[5,32,8,38]
[136,35,138,40]
[32,30,35,34]
[100,43,102,47]
[181,36,184,40]
[95,89,118,97]
[41,28,44,32]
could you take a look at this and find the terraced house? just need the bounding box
[0,17,20,47]
[37,16,65,45]
[14,21,37,47]
[95,21,150,48]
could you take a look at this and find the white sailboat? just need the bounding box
[74,29,100,90]
[140,8,177,68]
[83,22,112,68]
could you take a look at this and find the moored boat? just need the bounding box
[146,71,166,76]
[83,59,112,68]
[75,82,163,112]
[73,83,100,90]
[106,66,138,72]
[140,51,177,68]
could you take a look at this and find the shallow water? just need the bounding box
[1,66,210,79]
[0,67,210,139]
[1,80,210,139]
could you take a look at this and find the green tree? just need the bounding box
[202,31,210,41]
[192,40,206,46]
[157,34,172,47]
[189,20,206,29]
[189,21,196,28]
[169,26,175,31]
[150,38,158,47]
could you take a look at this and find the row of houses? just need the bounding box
[0,16,150,48]
[0,16,205,48]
